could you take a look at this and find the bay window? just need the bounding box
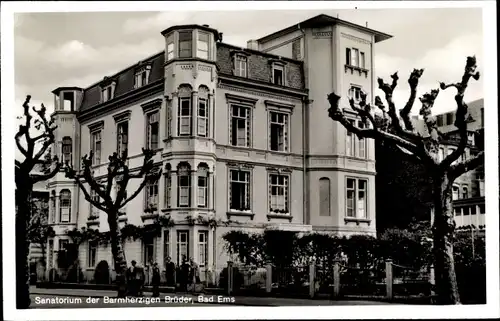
[346,178,368,218]
[178,164,191,207]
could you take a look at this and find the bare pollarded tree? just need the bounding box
[65,149,161,297]
[327,56,483,305]
[15,95,61,309]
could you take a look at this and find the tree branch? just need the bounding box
[440,56,480,169]
[120,177,149,209]
[400,68,424,131]
[448,151,484,180]
[32,158,61,183]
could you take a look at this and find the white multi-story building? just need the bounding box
[45,14,392,280]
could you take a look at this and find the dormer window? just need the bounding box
[234,55,248,77]
[197,32,209,59]
[179,31,193,58]
[102,86,113,102]
[134,65,151,89]
[271,62,286,86]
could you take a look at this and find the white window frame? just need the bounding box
[234,55,248,77]
[88,241,97,268]
[229,169,251,212]
[144,179,159,210]
[166,34,175,61]
[166,100,173,138]
[146,111,160,150]
[271,64,285,86]
[164,171,172,208]
[134,67,150,89]
[357,120,367,159]
[116,120,129,156]
[351,48,359,67]
[268,173,290,214]
[197,97,209,137]
[90,188,100,219]
[178,30,193,59]
[178,97,192,136]
[59,190,71,223]
[197,31,210,59]
[346,120,356,157]
[62,136,72,166]
[268,111,289,152]
[101,85,113,102]
[346,178,368,219]
[197,231,208,267]
[230,105,251,147]
[178,166,191,207]
[177,230,189,265]
[197,167,209,208]
[91,130,102,165]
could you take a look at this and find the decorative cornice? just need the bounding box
[112,110,132,123]
[266,167,292,174]
[264,100,295,113]
[230,49,251,57]
[218,83,301,103]
[269,58,287,66]
[135,63,152,73]
[218,75,306,97]
[226,162,255,170]
[100,76,117,88]
[141,98,163,114]
[88,120,104,132]
[225,93,259,107]
[312,31,332,38]
[341,32,372,45]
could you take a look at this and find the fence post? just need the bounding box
[333,261,340,298]
[385,259,393,301]
[309,263,315,299]
[266,264,272,293]
[227,261,233,295]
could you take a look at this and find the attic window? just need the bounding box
[135,65,152,89]
[270,61,286,86]
[102,86,113,102]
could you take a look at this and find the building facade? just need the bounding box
[45,14,392,280]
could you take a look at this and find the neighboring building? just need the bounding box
[45,14,392,280]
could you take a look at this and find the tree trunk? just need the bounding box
[108,211,128,297]
[432,174,461,304]
[16,187,32,309]
[40,244,46,282]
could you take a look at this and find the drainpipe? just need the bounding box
[302,97,310,225]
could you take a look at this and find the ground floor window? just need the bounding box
[177,230,189,264]
[197,231,208,267]
[143,236,155,266]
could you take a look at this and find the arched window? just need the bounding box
[319,178,331,216]
[59,190,71,223]
[462,186,469,199]
[177,163,191,207]
[177,85,192,136]
[452,185,459,200]
[197,163,209,208]
[197,86,210,137]
[62,137,72,165]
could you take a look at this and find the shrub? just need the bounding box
[94,260,110,284]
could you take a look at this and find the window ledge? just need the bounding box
[141,213,159,222]
[344,217,371,226]
[344,65,369,78]
[226,211,255,219]
[267,213,293,222]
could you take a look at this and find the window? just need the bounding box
[197,98,208,137]
[452,185,459,200]
[197,32,209,59]
[178,164,191,207]
[454,207,461,216]
[166,35,175,60]
[462,186,469,199]
[116,121,129,156]
[462,206,470,216]
[59,190,71,223]
[145,180,159,210]
[269,112,288,152]
[234,55,247,77]
[470,205,477,215]
[177,231,189,265]
[479,204,485,214]
[269,174,289,213]
[164,170,171,209]
[437,115,444,127]
[346,48,360,67]
[229,169,250,211]
[166,102,173,138]
[349,86,363,102]
[91,131,102,165]
[346,124,355,157]
[178,31,193,58]
[319,178,331,216]
[146,111,159,150]
[272,65,284,86]
[197,166,209,208]
[90,189,100,218]
[446,112,454,125]
[135,71,148,88]
[358,121,366,158]
[88,241,97,267]
[198,231,208,267]
[59,239,69,251]
[102,86,113,102]
[360,52,365,69]
[143,236,155,266]
[346,178,368,218]
[50,193,56,223]
[163,230,170,266]
[230,106,251,147]
[62,137,72,165]
[178,97,192,136]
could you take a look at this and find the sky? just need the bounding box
[13,7,484,126]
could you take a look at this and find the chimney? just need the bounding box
[247,40,259,50]
[202,24,209,28]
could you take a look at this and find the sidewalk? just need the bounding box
[30,286,394,306]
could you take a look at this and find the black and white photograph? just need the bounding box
[2,1,499,320]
